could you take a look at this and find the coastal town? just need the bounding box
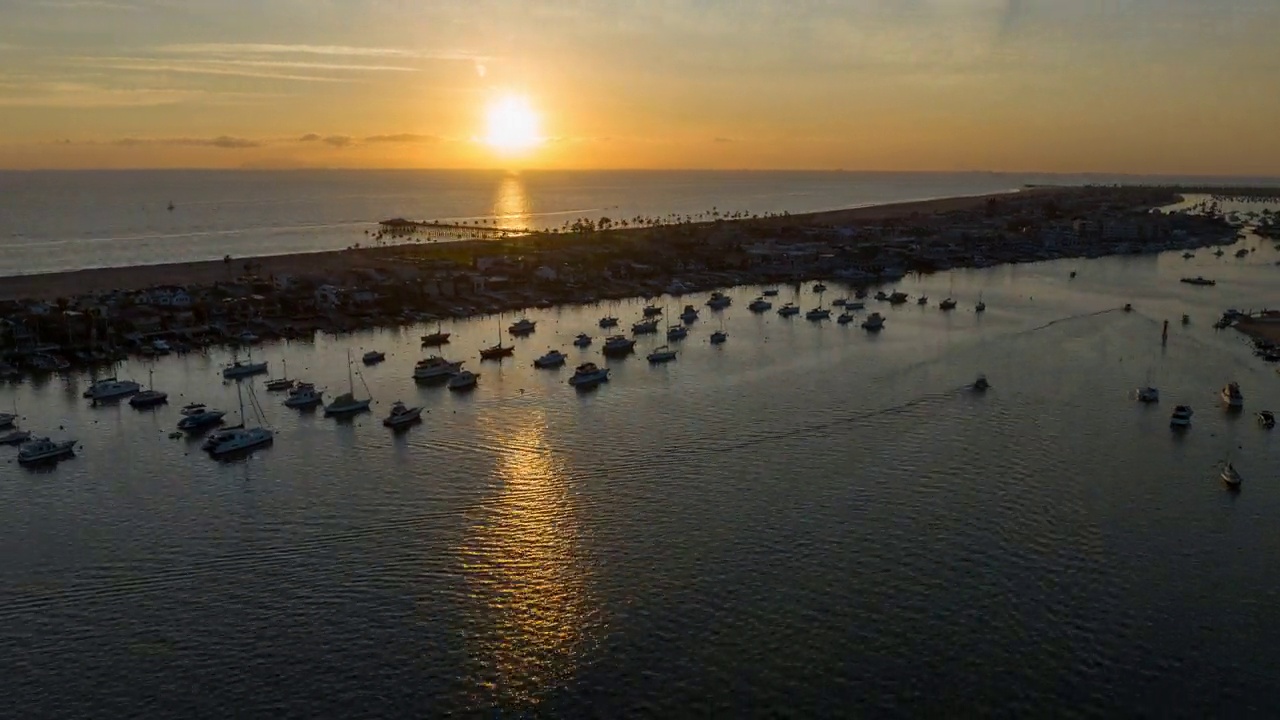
[0,185,1264,379]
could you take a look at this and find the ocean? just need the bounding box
[2,169,1276,278]
[2,230,1280,716]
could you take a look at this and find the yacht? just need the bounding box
[972,375,990,392]
[573,333,593,348]
[598,315,620,328]
[178,408,226,431]
[862,313,886,331]
[1135,386,1160,403]
[642,305,663,317]
[632,318,660,334]
[647,345,677,363]
[569,363,611,388]
[382,401,423,428]
[667,325,689,341]
[508,318,537,335]
[204,426,274,457]
[805,307,831,321]
[264,359,295,391]
[18,436,77,465]
[748,297,773,313]
[680,305,700,323]
[534,349,568,368]
[362,350,386,365]
[837,312,854,325]
[284,384,324,409]
[762,288,780,297]
[325,351,372,416]
[86,378,142,401]
[222,359,268,379]
[939,298,957,310]
[888,291,909,305]
[1222,382,1244,409]
[706,292,732,309]
[1170,405,1193,428]
[602,335,637,356]
[813,283,827,293]
[0,429,31,446]
[421,322,451,346]
[1221,462,1243,489]
[777,303,800,317]
[1257,410,1275,429]
[447,370,479,390]
[710,330,728,345]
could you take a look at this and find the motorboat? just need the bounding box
[204,426,274,457]
[383,401,423,428]
[888,292,909,305]
[1221,462,1243,489]
[972,375,990,392]
[777,303,800,317]
[568,363,611,388]
[480,343,515,360]
[18,436,77,465]
[862,313,886,331]
[706,292,732,309]
[680,305,699,323]
[837,312,854,325]
[710,330,728,344]
[1257,410,1275,429]
[180,402,208,416]
[832,298,849,307]
[805,307,831,321]
[1135,386,1160,403]
[598,315,620,328]
[325,351,372,416]
[602,335,637,356]
[222,360,268,379]
[917,296,928,305]
[874,291,889,301]
[647,345,677,363]
[1180,276,1216,286]
[667,325,688,341]
[1170,405,1193,428]
[362,350,386,365]
[534,349,568,368]
[573,333,593,348]
[86,378,142,401]
[508,318,537,335]
[939,298,957,310]
[632,318,660,334]
[1222,382,1244,409]
[642,305,663,317]
[1181,314,1190,325]
[0,429,32,446]
[284,385,324,409]
[0,412,14,429]
[762,288,780,297]
[845,301,865,310]
[447,370,479,390]
[178,408,226,431]
[748,297,773,313]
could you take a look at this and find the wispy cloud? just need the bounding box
[0,82,212,107]
[89,59,351,83]
[364,133,439,144]
[154,43,483,62]
[112,135,261,149]
[321,135,353,148]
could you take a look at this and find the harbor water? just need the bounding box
[2,234,1280,715]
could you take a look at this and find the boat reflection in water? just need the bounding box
[455,413,599,709]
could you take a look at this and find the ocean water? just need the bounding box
[1,169,1275,278]
[2,232,1280,716]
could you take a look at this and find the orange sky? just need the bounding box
[2,1,1278,174]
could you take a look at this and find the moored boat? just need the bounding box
[447,370,479,390]
[383,401,423,428]
[568,363,610,388]
[602,335,636,356]
[18,436,77,465]
[1222,382,1244,409]
[534,349,568,368]
[1170,405,1193,428]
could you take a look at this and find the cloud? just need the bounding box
[89,59,350,83]
[321,135,353,147]
[298,133,322,142]
[112,136,261,149]
[364,133,439,144]
[154,43,483,62]
[0,83,210,107]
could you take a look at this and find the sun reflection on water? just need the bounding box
[492,173,532,232]
[457,411,599,709]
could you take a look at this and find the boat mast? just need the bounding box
[347,350,355,395]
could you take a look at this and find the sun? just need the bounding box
[484,95,542,154]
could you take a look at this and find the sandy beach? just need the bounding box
[0,189,1052,302]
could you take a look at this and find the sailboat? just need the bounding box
[1221,459,1243,489]
[264,359,294,391]
[806,289,830,321]
[129,367,169,407]
[324,350,372,416]
[204,380,274,457]
[975,293,986,313]
[480,314,515,360]
[421,321,451,347]
[710,315,728,344]
[222,348,268,379]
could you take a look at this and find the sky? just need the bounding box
[1,0,1277,173]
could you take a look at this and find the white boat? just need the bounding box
[837,312,854,325]
[414,356,464,381]
[86,378,142,401]
[1135,386,1160,403]
[647,345,677,363]
[264,359,295,391]
[362,350,386,365]
[508,318,537,335]
[204,426,274,457]
[284,384,324,409]
[1222,382,1244,409]
[667,325,688,341]
[534,349,568,368]
[324,351,372,416]
[1170,405,1193,428]
[748,297,773,313]
[805,307,831,321]
[706,292,732,309]
[603,335,636,356]
[383,401,423,428]
[178,408,226,431]
[18,436,76,465]
[573,333,593,348]
[568,362,610,388]
[1221,461,1243,488]
[222,359,268,379]
[862,313,885,331]
[679,305,699,323]
[632,318,660,334]
[0,429,32,445]
[777,303,800,317]
[447,370,479,390]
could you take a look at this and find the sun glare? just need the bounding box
[484,95,541,154]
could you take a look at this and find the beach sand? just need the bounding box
[0,189,1056,302]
